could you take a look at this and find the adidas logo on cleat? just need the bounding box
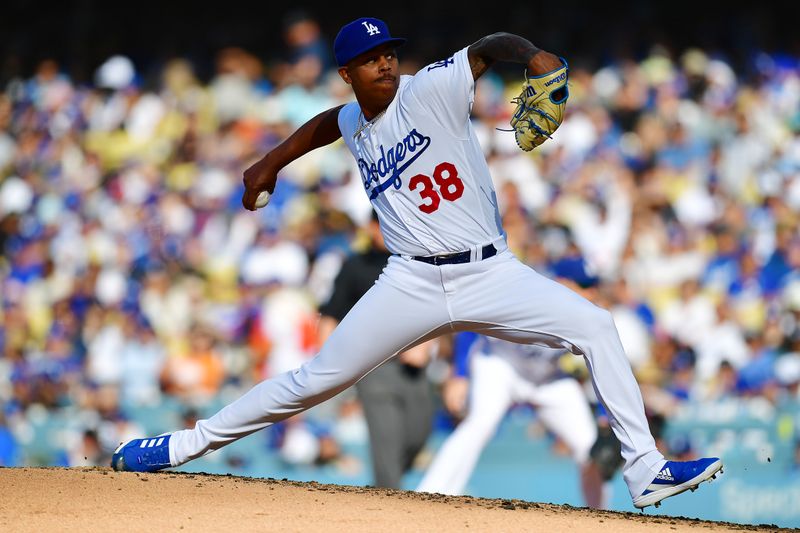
[655,467,674,481]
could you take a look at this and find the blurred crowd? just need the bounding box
[1,14,799,473]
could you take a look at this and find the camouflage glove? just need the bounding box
[509,58,569,151]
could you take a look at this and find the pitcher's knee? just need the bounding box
[579,305,617,337]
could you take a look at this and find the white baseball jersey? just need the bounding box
[338,47,504,256]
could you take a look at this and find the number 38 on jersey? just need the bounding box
[409,162,465,214]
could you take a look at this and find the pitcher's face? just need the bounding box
[338,44,399,112]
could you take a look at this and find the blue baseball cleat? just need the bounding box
[633,457,723,509]
[111,434,173,473]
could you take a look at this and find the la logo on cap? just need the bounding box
[362,21,381,36]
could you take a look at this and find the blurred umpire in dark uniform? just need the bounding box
[317,212,436,488]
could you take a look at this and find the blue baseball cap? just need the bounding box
[334,17,406,66]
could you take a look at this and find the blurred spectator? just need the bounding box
[68,429,104,467]
[160,326,225,403]
[211,47,270,124]
[695,299,750,383]
[704,360,740,401]
[281,10,334,73]
[659,279,716,349]
[119,317,166,407]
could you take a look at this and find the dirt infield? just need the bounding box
[0,468,790,532]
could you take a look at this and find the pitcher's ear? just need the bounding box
[338,67,351,85]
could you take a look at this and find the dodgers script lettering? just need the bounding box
[357,129,431,200]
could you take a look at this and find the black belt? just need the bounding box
[412,243,497,266]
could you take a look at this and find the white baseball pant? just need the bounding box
[169,243,665,498]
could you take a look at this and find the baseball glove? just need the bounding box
[509,58,569,151]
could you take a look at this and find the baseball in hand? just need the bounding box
[254,191,271,209]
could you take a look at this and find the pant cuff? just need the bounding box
[624,450,667,498]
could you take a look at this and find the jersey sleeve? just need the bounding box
[406,46,474,138]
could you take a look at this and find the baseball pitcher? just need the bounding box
[113,17,722,510]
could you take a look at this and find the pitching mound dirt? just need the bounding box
[0,468,790,532]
